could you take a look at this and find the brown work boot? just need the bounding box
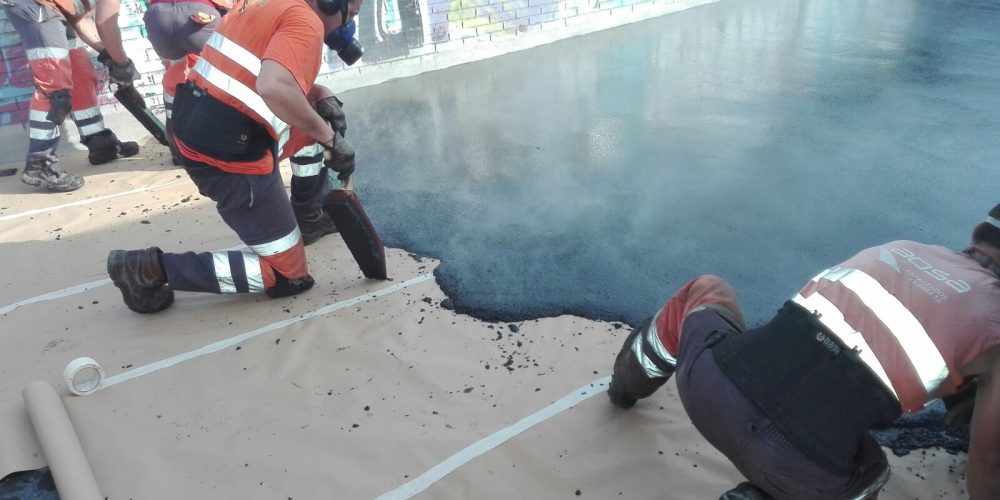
[107,247,174,314]
[296,208,339,246]
[21,155,84,192]
[83,129,140,165]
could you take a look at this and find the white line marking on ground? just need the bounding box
[0,245,245,316]
[0,179,184,222]
[376,375,613,500]
[103,273,435,388]
[0,278,111,316]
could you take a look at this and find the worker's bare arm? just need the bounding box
[93,0,128,64]
[257,60,336,146]
[70,13,106,53]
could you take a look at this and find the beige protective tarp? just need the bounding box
[0,146,969,498]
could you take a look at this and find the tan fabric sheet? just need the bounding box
[0,148,969,498]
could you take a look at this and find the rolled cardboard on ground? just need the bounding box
[22,380,102,500]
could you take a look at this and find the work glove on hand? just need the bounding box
[315,96,347,137]
[322,137,355,181]
[97,49,140,86]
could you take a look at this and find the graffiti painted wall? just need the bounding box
[0,0,713,137]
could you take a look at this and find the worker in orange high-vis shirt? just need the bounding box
[106,0,363,313]
[2,0,139,192]
[94,0,233,165]
[607,203,1000,500]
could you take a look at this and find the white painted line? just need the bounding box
[376,375,613,500]
[0,178,184,222]
[0,278,111,316]
[0,245,245,316]
[103,273,435,388]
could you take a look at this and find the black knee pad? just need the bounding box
[46,89,72,125]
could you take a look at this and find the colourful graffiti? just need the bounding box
[0,42,32,126]
[357,0,426,63]
[428,0,557,43]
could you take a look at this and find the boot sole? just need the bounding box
[22,173,84,192]
[107,250,174,314]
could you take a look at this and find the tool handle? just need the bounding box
[339,174,354,191]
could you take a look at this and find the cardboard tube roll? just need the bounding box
[22,380,103,500]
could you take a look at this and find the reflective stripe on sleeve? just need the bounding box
[249,227,302,257]
[814,267,949,397]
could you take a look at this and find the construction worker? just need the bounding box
[94,0,232,165]
[607,204,1000,500]
[105,0,362,313]
[2,0,140,192]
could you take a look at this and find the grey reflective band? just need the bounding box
[631,333,667,379]
[70,106,101,120]
[986,215,1000,231]
[195,33,292,148]
[205,32,261,74]
[645,314,677,367]
[631,310,676,379]
[29,127,59,140]
[811,267,949,397]
[241,253,265,292]
[291,143,325,177]
[250,227,302,257]
[792,293,897,400]
[26,47,68,60]
[213,252,237,294]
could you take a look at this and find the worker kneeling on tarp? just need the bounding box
[607,204,1000,500]
[106,0,363,313]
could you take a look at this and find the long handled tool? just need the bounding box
[323,175,387,280]
[114,84,169,146]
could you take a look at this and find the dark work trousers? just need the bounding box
[675,309,889,500]
[161,160,306,294]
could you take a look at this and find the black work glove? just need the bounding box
[942,380,977,428]
[322,137,355,181]
[315,96,347,137]
[97,49,140,86]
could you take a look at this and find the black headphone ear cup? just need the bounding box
[318,0,339,16]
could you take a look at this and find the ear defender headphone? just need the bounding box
[321,0,364,65]
[317,0,347,18]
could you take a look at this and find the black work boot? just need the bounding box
[296,208,339,246]
[21,155,84,192]
[291,171,337,245]
[107,247,174,314]
[265,272,315,298]
[82,129,140,165]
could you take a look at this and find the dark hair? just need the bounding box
[971,203,1000,249]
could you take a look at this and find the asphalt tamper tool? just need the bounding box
[114,84,169,146]
[323,174,388,280]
